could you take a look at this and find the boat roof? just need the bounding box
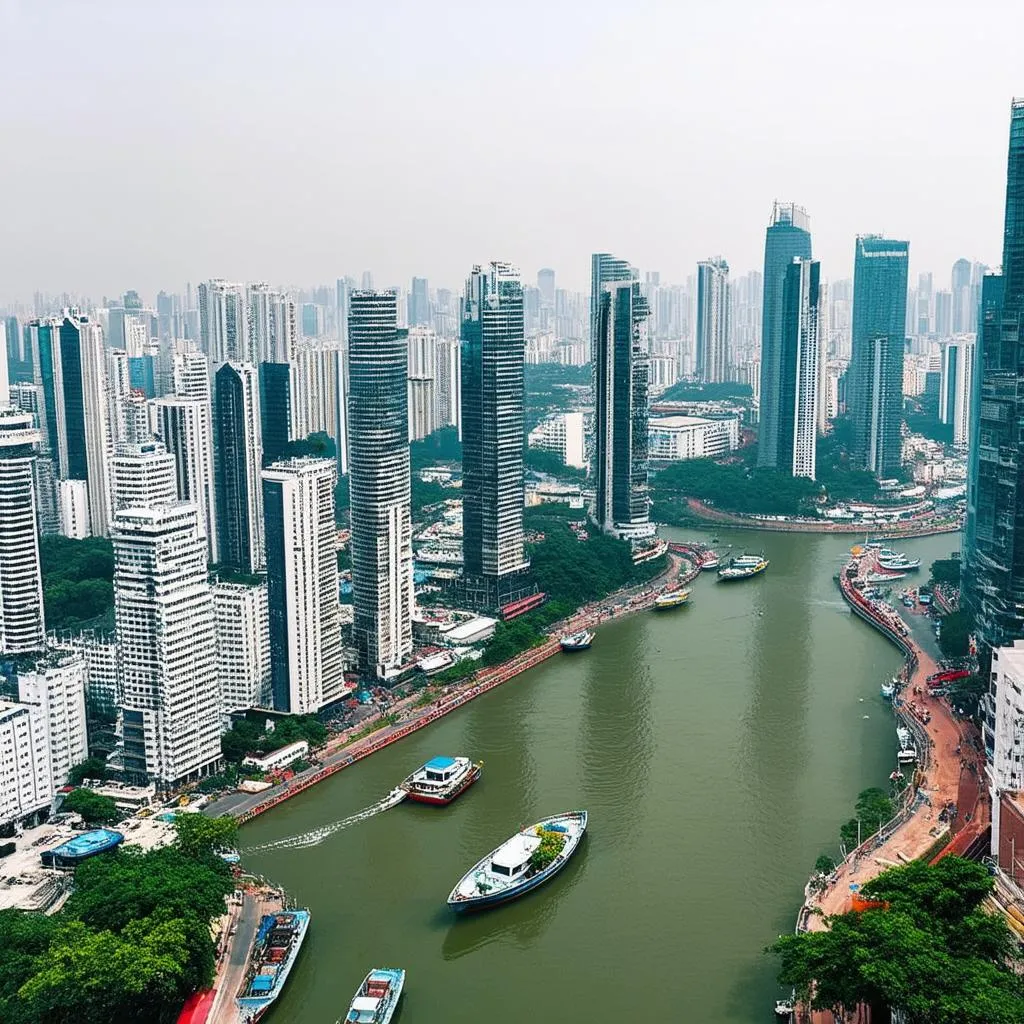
[425,756,457,771]
[353,997,381,1011]
[491,832,541,869]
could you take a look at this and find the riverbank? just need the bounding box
[681,499,963,537]
[208,551,693,823]
[797,548,988,1024]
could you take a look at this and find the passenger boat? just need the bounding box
[867,571,906,583]
[400,756,481,806]
[343,968,405,1024]
[559,630,594,651]
[653,584,691,609]
[877,551,921,571]
[700,550,721,570]
[896,726,917,764]
[236,909,310,1021]
[717,554,769,581]
[447,810,588,913]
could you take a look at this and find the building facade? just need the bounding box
[939,338,975,448]
[527,411,586,469]
[110,440,177,513]
[779,258,822,480]
[0,699,51,828]
[695,258,730,382]
[648,415,741,460]
[213,579,271,716]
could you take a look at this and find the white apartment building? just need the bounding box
[408,377,436,441]
[17,652,88,790]
[527,411,586,469]
[262,458,344,712]
[111,440,177,513]
[198,280,249,364]
[290,342,347,472]
[940,338,975,448]
[214,580,271,716]
[70,631,120,715]
[790,257,822,480]
[107,349,131,445]
[0,700,51,828]
[113,502,222,789]
[0,408,46,654]
[989,641,1024,858]
[58,478,90,539]
[648,415,740,461]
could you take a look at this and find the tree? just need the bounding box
[939,609,972,659]
[67,758,108,786]
[0,911,59,1024]
[60,789,120,825]
[172,814,238,860]
[814,854,837,875]
[39,537,116,630]
[840,788,893,849]
[929,557,962,587]
[770,857,1024,1024]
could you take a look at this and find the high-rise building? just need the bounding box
[198,280,248,364]
[592,253,653,541]
[152,397,218,562]
[213,579,271,715]
[58,479,90,539]
[347,291,413,676]
[537,268,556,308]
[695,258,731,382]
[964,99,1024,677]
[951,258,974,334]
[0,408,45,654]
[290,343,346,468]
[934,290,953,337]
[214,362,264,573]
[248,284,296,363]
[111,440,177,512]
[107,349,131,446]
[939,338,975,447]
[459,263,531,607]
[113,502,222,788]
[0,699,51,829]
[916,271,933,336]
[848,235,910,477]
[173,350,211,402]
[262,457,344,710]
[409,277,431,327]
[757,203,812,470]
[778,258,822,479]
[259,362,293,465]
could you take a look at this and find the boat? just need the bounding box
[700,550,721,570]
[896,726,917,764]
[877,551,921,571]
[342,968,405,1024]
[236,908,311,1021]
[775,996,795,1018]
[40,828,124,868]
[654,585,691,609]
[880,681,896,700]
[447,810,588,913]
[867,571,906,583]
[717,554,769,581]
[217,848,241,865]
[400,756,482,806]
[559,630,594,651]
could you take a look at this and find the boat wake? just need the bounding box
[242,788,406,853]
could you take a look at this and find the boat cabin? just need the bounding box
[489,833,541,879]
[348,996,383,1023]
[422,756,459,784]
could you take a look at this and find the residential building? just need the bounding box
[214,362,264,573]
[58,479,89,539]
[409,277,431,327]
[70,631,120,717]
[262,458,344,710]
[849,235,910,477]
[951,258,974,334]
[696,258,730,382]
[460,262,531,607]
[290,342,346,471]
[248,284,296,364]
[198,280,248,364]
[592,253,654,541]
[0,699,51,828]
[0,408,45,654]
[939,338,975,447]
[113,502,222,789]
[347,291,414,676]
[989,641,1024,858]
[111,440,177,513]
[213,579,271,715]
[648,415,741,460]
[757,203,812,470]
[259,362,293,464]
[528,411,586,469]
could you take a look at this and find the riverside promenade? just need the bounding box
[796,550,988,1024]
[209,551,696,824]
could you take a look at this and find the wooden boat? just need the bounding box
[447,810,587,913]
[342,968,405,1024]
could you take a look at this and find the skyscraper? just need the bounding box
[459,263,531,608]
[537,268,556,308]
[110,440,177,512]
[964,99,1024,673]
[214,362,264,573]
[951,258,974,334]
[409,277,431,327]
[248,284,296,363]
[262,457,343,711]
[213,579,271,715]
[695,258,730,382]
[757,203,812,470]
[259,361,292,464]
[849,235,910,477]
[592,253,653,540]
[778,258,822,479]
[939,338,975,447]
[198,280,248,363]
[347,291,413,677]
[0,408,45,654]
[114,502,222,788]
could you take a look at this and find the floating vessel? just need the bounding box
[653,584,691,609]
[447,810,588,913]
[343,968,405,1024]
[717,554,769,581]
[559,630,594,651]
[896,726,917,764]
[400,756,481,806]
[877,550,921,571]
[867,571,906,583]
[880,680,896,700]
[237,909,310,1021]
[775,996,795,1018]
[700,551,721,570]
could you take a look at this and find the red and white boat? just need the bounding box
[399,756,482,806]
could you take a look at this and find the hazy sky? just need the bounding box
[2,0,1022,303]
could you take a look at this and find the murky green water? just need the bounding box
[241,529,959,1023]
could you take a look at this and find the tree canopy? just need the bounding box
[930,557,962,587]
[59,789,120,826]
[839,787,894,850]
[220,714,327,765]
[40,537,115,631]
[938,609,972,659]
[171,814,238,860]
[67,758,108,786]
[771,857,1024,1024]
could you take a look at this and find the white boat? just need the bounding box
[880,681,896,700]
[717,554,769,581]
[343,968,405,1024]
[559,630,594,651]
[654,585,690,609]
[775,997,795,1018]
[701,551,721,570]
[867,571,906,583]
[447,810,587,912]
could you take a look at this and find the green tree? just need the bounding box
[770,858,1024,1024]
[171,814,238,860]
[67,758,108,786]
[0,911,59,1024]
[929,557,962,587]
[39,537,116,630]
[814,854,837,875]
[839,788,893,849]
[60,789,120,825]
[938,608,972,659]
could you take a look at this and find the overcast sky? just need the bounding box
[2,0,1021,304]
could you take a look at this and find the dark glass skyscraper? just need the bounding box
[964,99,1024,681]
[259,361,291,465]
[757,203,812,470]
[848,236,909,478]
[592,253,652,540]
[459,262,530,609]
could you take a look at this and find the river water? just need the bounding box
[241,528,959,1023]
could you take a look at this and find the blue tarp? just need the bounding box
[425,756,456,771]
[251,976,275,992]
[544,823,569,833]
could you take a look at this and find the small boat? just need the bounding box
[447,810,588,913]
[654,585,691,609]
[867,571,906,583]
[880,681,896,700]
[236,909,311,1021]
[217,848,241,865]
[343,968,405,1024]
[701,550,720,570]
[560,630,594,651]
[898,747,918,764]
[400,756,481,806]
[775,997,795,1018]
[718,554,769,581]
[878,555,921,571]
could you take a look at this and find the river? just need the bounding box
[240,527,960,1023]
